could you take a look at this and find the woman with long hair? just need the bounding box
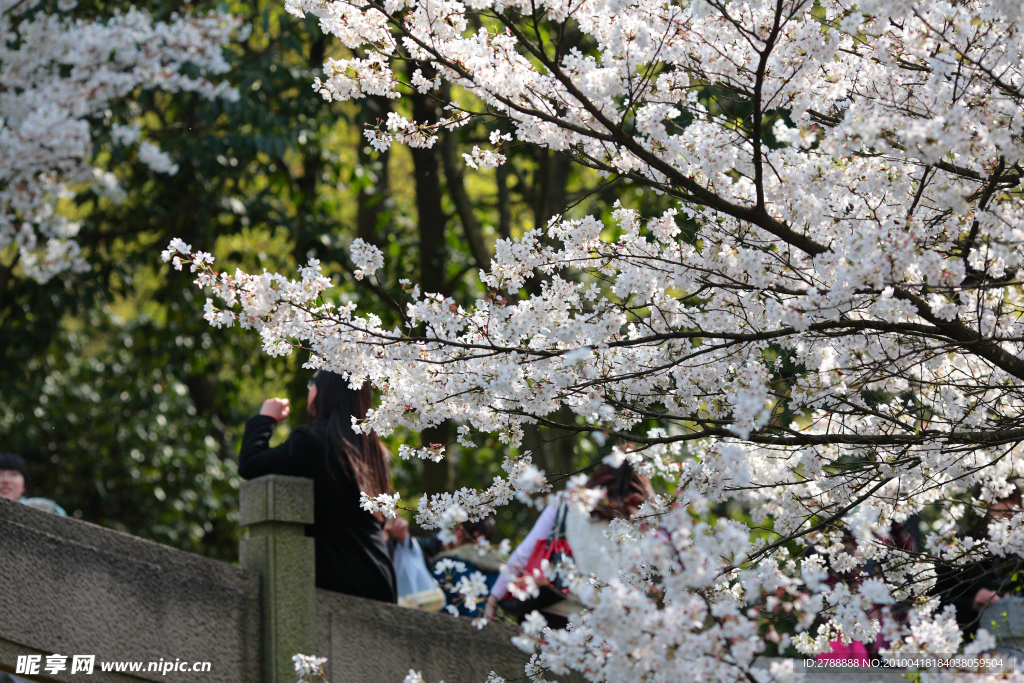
[239,370,396,602]
[483,461,653,624]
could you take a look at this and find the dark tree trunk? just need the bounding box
[357,97,392,244]
[496,120,512,240]
[410,72,452,496]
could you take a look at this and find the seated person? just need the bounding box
[432,518,503,617]
[0,452,66,515]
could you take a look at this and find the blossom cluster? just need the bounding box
[170,0,1024,678]
[432,558,491,623]
[1,0,241,282]
[293,653,327,682]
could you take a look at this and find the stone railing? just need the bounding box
[0,476,536,683]
[237,475,538,683]
[238,475,316,683]
[0,494,260,682]
[2,475,918,683]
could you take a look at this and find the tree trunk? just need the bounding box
[357,97,392,244]
[410,71,452,495]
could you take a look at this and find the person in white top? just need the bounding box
[484,462,653,624]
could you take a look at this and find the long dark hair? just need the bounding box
[964,483,1023,540]
[585,462,653,520]
[307,371,390,500]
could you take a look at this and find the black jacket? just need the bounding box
[239,414,397,603]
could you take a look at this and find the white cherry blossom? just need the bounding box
[170,0,1024,678]
[1,1,241,282]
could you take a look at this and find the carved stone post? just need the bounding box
[239,475,316,683]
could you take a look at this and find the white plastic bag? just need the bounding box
[393,537,445,611]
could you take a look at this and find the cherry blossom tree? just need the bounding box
[167,0,1024,678]
[0,0,241,288]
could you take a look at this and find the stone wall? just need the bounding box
[1,479,911,683]
[316,589,533,683]
[0,496,261,682]
[240,475,541,683]
[0,478,539,683]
